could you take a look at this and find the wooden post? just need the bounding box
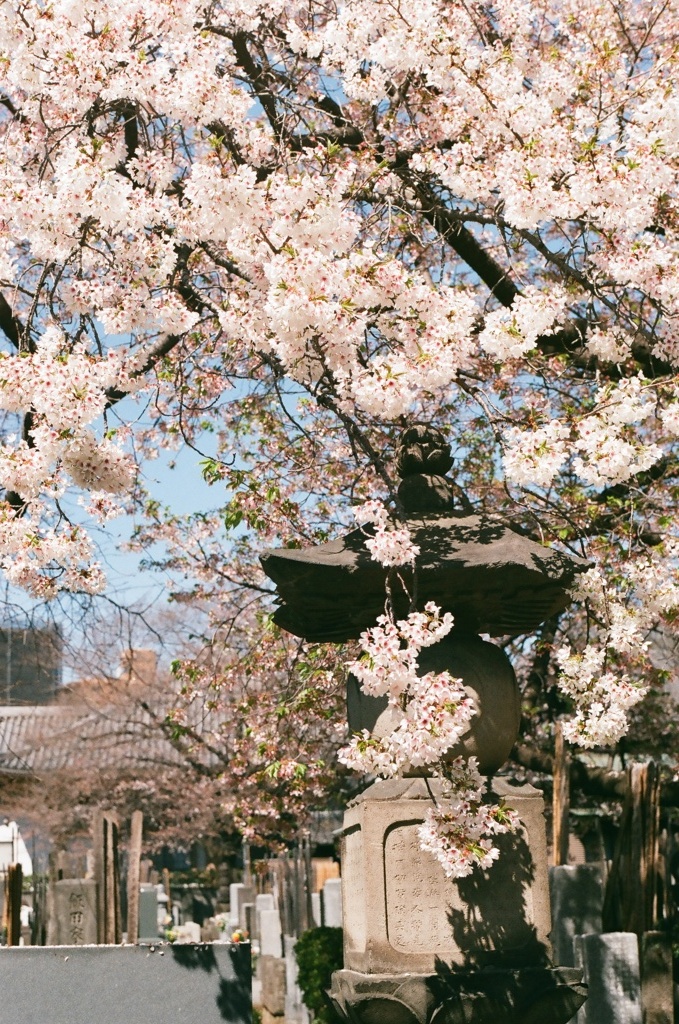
[93,809,122,944]
[105,815,122,943]
[302,831,314,929]
[5,863,22,946]
[242,841,252,886]
[126,810,143,944]
[162,867,172,916]
[276,854,291,936]
[92,809,105,944]
[552,721,571,866]
[603,761,661,934]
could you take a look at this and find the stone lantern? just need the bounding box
[261,426,588,1024]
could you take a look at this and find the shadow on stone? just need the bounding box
[170,942,218,972]
[328,965,586,1024]
[170,942,252,1023]
[445,828,548,970]
[217,973,252,1023]
[429,963,587,1024]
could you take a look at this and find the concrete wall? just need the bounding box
[0,942,251,1024]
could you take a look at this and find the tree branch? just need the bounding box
[513,741,679,807]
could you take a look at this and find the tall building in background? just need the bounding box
[0,626,62,704]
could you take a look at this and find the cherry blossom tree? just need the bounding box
[1,0,679,872]
[2,608,346,850]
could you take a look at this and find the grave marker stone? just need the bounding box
[138,885,159,942]
[283,935,309,1024]
[243,903,256,939]
[52,880,97,946]
[255,893,274,941]
[574,932,642,1024]
[174,921,201,943]
[549,864,603,968]
[260,954,286,1023]
[321,878,342,928]
[255,893,275,926]
[230,882,255,928]
[259,909,283,958]
[640,931,673,1024]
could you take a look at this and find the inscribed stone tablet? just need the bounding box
[52,879,97,946]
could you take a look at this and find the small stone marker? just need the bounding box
[259,909,283,958]
[260,954,286,1022]
[52,879,97,946]
[549,865,602,968]
[138,885,159,942]
[283,935,309,1024]
[574,931,642,1024]
[255,893,275,926]
[321,878,342,928]
[174,921,201,943]
[640,931,673,1024]
[310,892,321,927]
[0,942,252,1024]
[230,883,255,927]
[243,903,256,939]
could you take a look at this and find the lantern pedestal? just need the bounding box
[328,965,587,1024]
[329,776,586,1024]
[339,776,552,975]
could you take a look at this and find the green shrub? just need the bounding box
[294,926,343,1024]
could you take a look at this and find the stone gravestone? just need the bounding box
[549,865,603,968]
[310,892,321,927]
[259,954,286,1024]
[574,932,642,1024]
[640,931,674,1024]
[138,884,159,942]
[321,878,342,928]
[51,879,97,946]
[259,909,283,958]
[0,943,251,1024]
[255,893,275,940]
[284,935,310,1024]
[230,883,255,928]
[174,921,201,943]
[243,903,256,939]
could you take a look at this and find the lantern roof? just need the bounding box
[260,426,588,643]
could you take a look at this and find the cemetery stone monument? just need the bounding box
[262,426,589,1023]
[50,879,98,946]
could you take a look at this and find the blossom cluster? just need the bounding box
[503,377,663,491]
[354,499,420,567]
[551,560,679,747]
[339,601,518,878]
[418,758,520,879]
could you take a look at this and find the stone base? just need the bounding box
[328,966,587,1024]
[341,776,552,974]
